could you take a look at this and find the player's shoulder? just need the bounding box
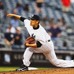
[24,18,30,22]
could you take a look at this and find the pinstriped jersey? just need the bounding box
[24,19,51,42]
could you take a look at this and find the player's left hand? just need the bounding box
[7,14,15,17]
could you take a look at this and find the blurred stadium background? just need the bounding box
[0,0,74,69]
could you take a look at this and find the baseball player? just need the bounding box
[7,14,74,71]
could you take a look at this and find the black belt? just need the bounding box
[37,40,50,48]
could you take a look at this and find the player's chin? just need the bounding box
[31,25,35,27]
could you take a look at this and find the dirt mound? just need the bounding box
[0,68,74,74]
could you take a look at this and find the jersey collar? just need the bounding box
[33,25,39,30]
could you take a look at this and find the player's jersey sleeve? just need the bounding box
[23,19,33,36]
[20,17,32,35]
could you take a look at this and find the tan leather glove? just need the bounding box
[25,37,37,48]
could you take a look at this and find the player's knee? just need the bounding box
[51,59,64,67]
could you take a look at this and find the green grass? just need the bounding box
[0,66,49,72]
[0,66,18,72]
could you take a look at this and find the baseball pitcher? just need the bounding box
[7,14,74,71]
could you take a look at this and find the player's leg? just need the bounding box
[23,47,33,67]
[43,41,74,67]
[16,47,33,71]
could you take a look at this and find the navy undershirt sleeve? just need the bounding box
[20,17,26,22]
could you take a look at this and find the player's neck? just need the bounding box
[33,25,39,30]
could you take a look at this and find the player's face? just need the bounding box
[30,20,39,27]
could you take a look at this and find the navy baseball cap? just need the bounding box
[30,15,40,20]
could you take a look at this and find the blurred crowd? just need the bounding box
[0,0,74,50]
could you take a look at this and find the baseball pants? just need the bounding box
[23,40,74,67]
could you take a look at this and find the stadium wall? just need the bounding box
[0,48,74,67]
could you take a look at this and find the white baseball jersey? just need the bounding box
[21,18,74,67]
[24,19,51,42]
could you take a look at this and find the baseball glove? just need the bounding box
[25,37,37,48]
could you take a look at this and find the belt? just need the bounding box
[37,40,50,48]
[38,40,51,43]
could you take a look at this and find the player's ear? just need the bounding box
[36,21,39,24]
